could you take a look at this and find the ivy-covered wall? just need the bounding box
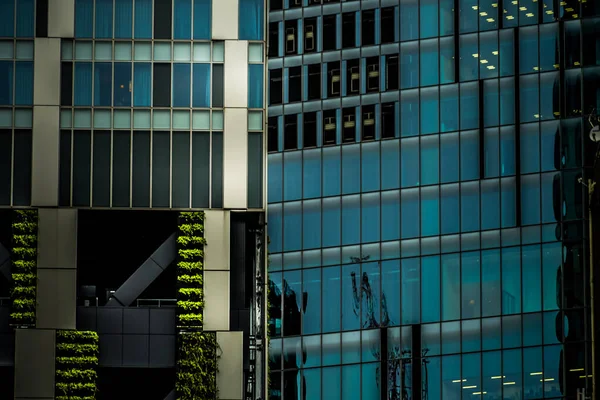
[176,331,218,400]
[10,209,38,327]
[175,211,218,400]
[55,330,99,400]
[176,212,206,329]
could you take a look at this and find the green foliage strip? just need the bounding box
[176,212,206,328]
[176,332,218,400]
[10,209,38,326]
[55,330,99,400]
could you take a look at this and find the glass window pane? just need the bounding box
[75,0,93,38]
[192,64,210,107]
[193,0,212,40]
[114,62,132,107]
[174,0,192,40]
[212,110,223,129]
[133,110,151,129]
[115,42,132,60]
[112,131,130,207]
[114,0,133,38]
[134,0,152,39]
[92,131,111,207]
[249,43,263,62]
[173,64,191,107]
[14,62,33,105]
[113,109,130,128]
[75,41,92,60]
[93,109,111,128]
[154,42,171,61]
[134,42,152,61]
[94,0,113,39]
[133,63,151,107]
[172,110,190,130]
[239,0,264,40]
[172,132,190,208]
[152,131,170,207]
[74,62,92,106]
[132,131,150,206]
[94,62,112,106]
[16,41,33,60]
[192,110,209,130]
[174,43,191,61]
[94,42,112,60]
[248,64,264,108]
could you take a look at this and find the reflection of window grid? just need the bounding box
[61,39,224,109]
[58,108,225,209]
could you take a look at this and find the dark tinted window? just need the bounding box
[154,0,172,39]
[323,15,337,51]
[153,63,171,107]
[270,69,283,105]
[289,66,301,103]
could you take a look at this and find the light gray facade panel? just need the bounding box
[36,269,77,330]
[31,106,60,207]
[33,38,60,106]
[224,41,249,109]
[37,209,77,269]
[14,329,55,399]
[212,0,239,40]
[203,270,230,331]
[216,331,243,400]
[223,108,248,209]
[204,210,230,271]
[48,0,75,38]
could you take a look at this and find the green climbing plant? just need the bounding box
[55,330,99,400]
[176,212,206,328]
[10,209,38,326]
[176,332,219,400]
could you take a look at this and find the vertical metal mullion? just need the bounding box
[109,128,114,207]
[169,120,173,209]
[129,128,133,208]
[453,0,460,83]
[10,128,14,207]
[479,80,485,181]
[514,27,522,227]
[70,124,75,207]
[90,120,94,207]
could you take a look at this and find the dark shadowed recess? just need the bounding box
[0,210,12,297]
[0,366,14,398]
[97,367,174,400]
[77,210,178,304]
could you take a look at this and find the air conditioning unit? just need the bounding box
[367,64,379,90]
[343,115,355,128]
[364,113,374,127]
[325,117,336,131]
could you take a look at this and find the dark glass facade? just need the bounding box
[266,0,600,399]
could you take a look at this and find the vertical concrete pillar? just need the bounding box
[203,210,231,331]
[14,209,77,399]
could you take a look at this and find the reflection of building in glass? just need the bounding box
[266,0,600,399]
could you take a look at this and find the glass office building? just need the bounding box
[266,0,600,399]
[0,1,268,399]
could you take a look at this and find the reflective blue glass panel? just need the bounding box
[114,0,133,38]
[134,0,153,39]
[193,0,211,39]
[95,0,113,38]
[75,0,94,38]
[74,62,93,106]
[14,62,33,105]
[16,0,34,37]
[192,64,210,108]
[133,63,151,107]
[174,0,192,40]
[114,63,132,107]
[173,64,191,107]
[248,64,264,108]
[94,62,112,106]
[0,0,14,37]
[239,0,264,40]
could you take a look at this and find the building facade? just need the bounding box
[0,0,268,399]
[266,0,600,399]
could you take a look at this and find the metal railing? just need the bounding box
[135,298,177,308]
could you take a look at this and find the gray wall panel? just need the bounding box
[203,271,230,331]
[36,269,76,330]
[33,38,60,106]
[37,209,78,270]
[223,108,248,209]
[123,308,150,334]
[122,334,149,367]
[149,335,175,367]
[216,331,243,400]
[203,210,230,271]
[14,329,55,398]
[48,0,75,38]
[99,334,123,367]
[97,308,123,334]
[224,41,248,109]
[31,107,60,207]
[212,0,239,40]
[149,308,176,335]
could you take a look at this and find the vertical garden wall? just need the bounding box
[55,330,99,400]
[175,211,218,400]
[10,209,38,327]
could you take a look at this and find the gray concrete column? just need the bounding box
[35,209,78,329]
[216,331,244,400]
[203,210,231,331]
[14,329,56,400]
